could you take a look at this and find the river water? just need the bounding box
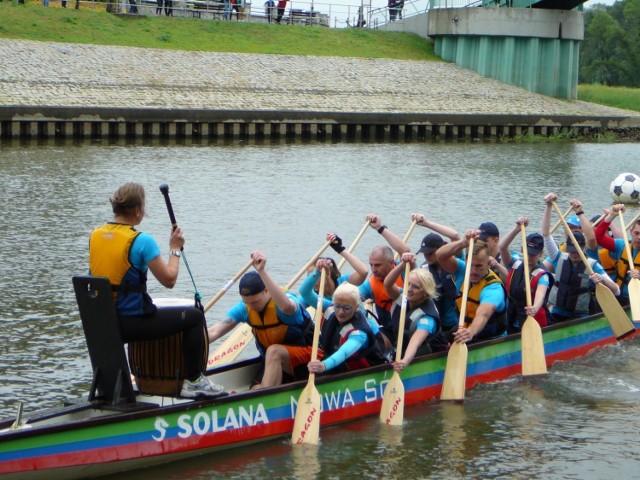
[1,140,640,478]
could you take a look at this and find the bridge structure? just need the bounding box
[383,0,586,99]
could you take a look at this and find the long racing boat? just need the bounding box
[0,297,637,479]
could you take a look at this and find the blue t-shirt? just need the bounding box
[299,269,349,311]
[130,232,161,272]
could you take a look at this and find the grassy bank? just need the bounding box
[578,84,640,113]
[0,1,438,59]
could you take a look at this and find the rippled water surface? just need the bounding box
[2,141,640,478]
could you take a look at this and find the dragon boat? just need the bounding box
[0,275,637,479]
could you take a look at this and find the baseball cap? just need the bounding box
[566,215,581,228]
[525,233,544,256]
[478,222,499,240]
[417,233,445,255]
[566,231,586,252]
[239,271,265,296]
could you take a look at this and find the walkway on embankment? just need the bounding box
[2,39,640,141]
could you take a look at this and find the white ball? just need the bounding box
[609,172,640,204]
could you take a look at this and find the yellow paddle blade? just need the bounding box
[207,323,253,368]
[595,283,635,339]
[521,316,547,376]
[440,342,468,401]
[379,371,405,426]
[628,278,640,322]
[291,379,322,445]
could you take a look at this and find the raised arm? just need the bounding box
[436,231,472,274]
[367,213,410,256]
[542,193,559,271]
[327,232,368,286]
[384,252,414,301]
[251,250,297,315]
[411,213,460,242]
[499,216,529,268]
[571,198,597,252]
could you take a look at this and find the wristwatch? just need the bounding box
[170,250,181,257]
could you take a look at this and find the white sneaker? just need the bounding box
[180,375,225,398]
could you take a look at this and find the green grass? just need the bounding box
[0,1,439,59]
[578,84,640,113]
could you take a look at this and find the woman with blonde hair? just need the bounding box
[384,252,449,372]
[307,282,386,374]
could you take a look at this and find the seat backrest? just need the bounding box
[72,276,136,405]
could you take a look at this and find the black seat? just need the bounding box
[73,276,136,405]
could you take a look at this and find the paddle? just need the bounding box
[394,220,418,262]
[551,201,635,339]
[520,224,547,376]
[618,211,640,322]
[592,213,606,228]
[550,205,573,235]
[440,237,474,401]
[627,211,640,231]
[380,262,412,425]
[204,260,254,313]
[291,269,326,445]
[286,241,332,290]
[336,220,371,270]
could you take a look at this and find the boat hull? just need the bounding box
[0,311,635,479]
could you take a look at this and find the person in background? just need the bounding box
[594,204,640,302]
[89,182,223,398]
[264,0,275,22]
[412,212,460,335]
[156,0,164,15]
[207,251,314,389]
[165,0,173,16]
[542,193,620,321]
[384,253,449,373]
[307,282,386,375]
[478,221,506,278]
[499,216,553,331]
[357,213,411,349]
[437,229,508,343]
[275,0,287,23]
[299,232,369,311]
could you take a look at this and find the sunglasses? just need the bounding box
[333,304,354,313]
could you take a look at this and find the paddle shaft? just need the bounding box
[549,205,573,235]
[394,262,412,361]
[337,220,370,270]
[521,224,533,307]
[457,237,475,326]
[285,241,331,290]
[627,211,640,231]
[551,202,596,275]
[203,260,254,313]
[618,212,640,321]
[394,220,418,262]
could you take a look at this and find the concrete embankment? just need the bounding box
[2,39,640,141]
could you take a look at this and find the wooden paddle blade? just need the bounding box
[628,278,640,322]
[207,323,253,368]
[521,316,547,376]
[595,283,635,339]
[291,379,322,445]
[379,371,405,425]
[440,342,468,401]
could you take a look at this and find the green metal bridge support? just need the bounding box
[428,8,583,99]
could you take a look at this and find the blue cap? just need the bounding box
[566,215,581,227]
